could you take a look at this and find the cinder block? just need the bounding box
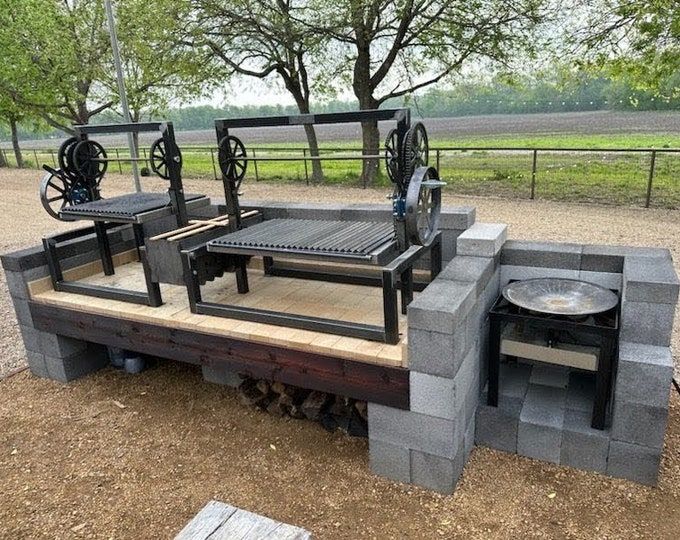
[18,324,42,354]
[623,256,680,305]
[10,296,33,326]
[44,344,108,383]
[286,203,344,221]
[611,399,668,449]
[439,228,461,262]
[497,362,532,400]
[408,281,476,333]
[437,256,496,296]
[579,270,622,291]
[500,265,579,288]
[456,223,507,258]
[529,365,570,389]
[368,403,458,458]
[440,205,476,230]
[202,365,242,388]
[616,342,673,407]
[560,409,610,473]
[566,371,595,413]
[501,241,582,270]
[4,270,29,299]
[607,440,661,486]
[580,245,670,273]
[410,443,465,494]
[464,417,476,458]
[39,333,87,358]
[620,301,675,347]
[339,204,392,222]
[408,325,467,378]
[517,384,566,463]
[25,351,48,378]
[410,371,457,420]
[369,439,411,484]
[242,201,289,220]
[475,394,522,453]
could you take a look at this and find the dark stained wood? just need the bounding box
[29,301,410,409]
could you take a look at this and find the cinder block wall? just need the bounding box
[1,226,136,381]
[475,240,678,485]
[367,222,507,493]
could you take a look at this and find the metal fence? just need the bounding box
[1,145,678,208]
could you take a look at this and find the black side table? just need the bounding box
[486,294,620,430]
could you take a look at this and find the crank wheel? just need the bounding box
[150,137,182,180]
[218,135,247,185]
[384,129,400,184]
[404,166,443,246]
[72,139,108,182]
[39,169,92,221]
[58,137,79,178]
[402,122,429,186]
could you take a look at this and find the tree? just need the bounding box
[188,0,332,182]
[574,1,680,99]
[310,0,545,183]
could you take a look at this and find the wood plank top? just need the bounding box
[29,258,408,368]
[175,500,311,540]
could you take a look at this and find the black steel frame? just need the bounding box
[486,293,620,430]
[182,232,441,344]
[44,121,191,307]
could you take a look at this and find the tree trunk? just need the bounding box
[353,42,380,186]
[302,123,324,183]
[9,118,23,168]
[0,148,7,167]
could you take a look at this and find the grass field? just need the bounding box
[5,131,680,209]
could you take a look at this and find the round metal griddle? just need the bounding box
[502,278,618,316]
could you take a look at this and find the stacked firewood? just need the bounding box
[238,378,368,437]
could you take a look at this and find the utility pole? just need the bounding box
[104,0,141,192]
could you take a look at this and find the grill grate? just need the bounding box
[209,219,395,258]
[61,192,204,219]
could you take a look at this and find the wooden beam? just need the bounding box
[29,302,410,409]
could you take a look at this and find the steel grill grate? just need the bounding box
[208,219,395,258]
[61,192,204,219]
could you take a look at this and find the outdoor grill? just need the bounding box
[40,121,208,307]
[487,278,620,429]
[183,109,445,344]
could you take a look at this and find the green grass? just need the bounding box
[10,133,680,208]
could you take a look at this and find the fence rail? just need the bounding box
[1,144,678,209]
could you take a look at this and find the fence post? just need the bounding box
[33,149,39,168]
[115,149,123,174]
[530,149,538,200]
[303,148,309,185]
[645,150,656,208]
[50,149,57,168]
[210,148,218,180]
[436,149,440,171]
[252,148,259,181]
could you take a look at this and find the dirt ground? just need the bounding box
[1,168,679,539]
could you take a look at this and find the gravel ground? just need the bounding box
[1,168,679,539]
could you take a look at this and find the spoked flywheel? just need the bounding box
[218,135,247,186]
[57,136,79,178]
[39,167,92,221]
[384,128,400,184]
[404,166,445,246]
[402,122,429,186]
[150,137,183,179]
[72,139,108,183]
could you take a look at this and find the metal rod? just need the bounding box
[104,0,140,192]
[303,148,309,184]
[530,149,538,200]
[90,157,150,163]
[252,148,259,181]
[209,148,217,180]
[645,150,656,208]
[115,148,122,173]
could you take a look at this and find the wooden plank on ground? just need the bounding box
[174,500,237,540]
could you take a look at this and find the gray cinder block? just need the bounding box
[580,245,670,273]
[286,203,344,221]
[410,371,457,420]
[408,325,467,379]
[202,365,242,388]
[500,265,580,288]
[529,365,570,389]
[25,351,49,378]
[620,301,675,347]
[437,256,496,296]
[339,204,392,222]
[10,296,33,326]
[501,241,582,270]
[44,344,109,383]
[611,399,668,449]
[566,371,595,413]
[464,417,476,458]
[410,443,465,494]
[369,439,411,484]
[560,409,610,473]
[4,270,29,300]
[440,205,476,230]
[578,270,622,291]
[517,384,566,463]
[39,333,88,359]
[623,256,680,305]
[607,440,661,486]
[616,342,673,408]
[475,395,523,453]
[408,280,476,334]
[18,324,42,354]
[439,228,461,263]
[456,223,508,258]
[368,403,458,458]
[498,362,532,400]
